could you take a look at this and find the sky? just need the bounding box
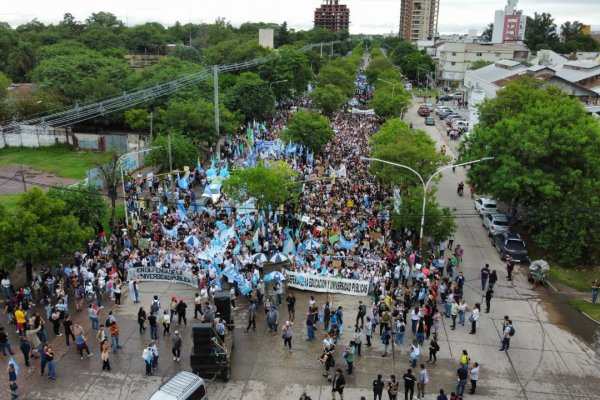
[1,0,599,35]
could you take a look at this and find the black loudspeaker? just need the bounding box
[213,292,232,325]
[190,353,213,366]
[192,323,215,340]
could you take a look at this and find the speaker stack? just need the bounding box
[191,322,215,358]
[213,292,233,326]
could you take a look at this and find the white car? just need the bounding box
[474,197,498,216]
[452,120,469,130]
[483,213,510,236]
[202,183,223,204]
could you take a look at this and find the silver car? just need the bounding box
[483,213,510,237]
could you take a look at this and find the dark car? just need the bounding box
[438,94,453,101]
[425,116,435,125]
[492,232,529,262]
[418,106,430,117]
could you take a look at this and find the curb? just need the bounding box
[582,311,600,325]
[547,280,600,325]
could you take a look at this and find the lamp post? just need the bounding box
[120,147,162,226]
[361,156,494,247]
[377,78,400,99]
[269,79,288,91]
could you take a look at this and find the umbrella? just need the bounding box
[529,259,550,272]
[252,253,268,263]
[304,239,322,251]
[184,236,201,248]
[269,253,288,263]
[264,271,286,282]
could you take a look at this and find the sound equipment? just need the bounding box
[213,292,232,325]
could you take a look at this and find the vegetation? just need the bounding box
[547,265,600,292]
[568,300,600,322]
[280,110,335,153]
[309,84,346,115]
[0,145,114,179]
[379,37,436,83]
[47,183,107,229]
[145,132,199,173]
[463,76,600,265]
[468,60,494,70]
[523,13,599,52]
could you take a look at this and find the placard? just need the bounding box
[127,267,198,287]
[285,271,370,296]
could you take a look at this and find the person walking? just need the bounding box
[456,365,468,398]
[458,299,468,327]
[19,337,31,368]
[75,332,93,360]
[427,338,440,364]
[459,350,470,370]
[286,292,296,322]
[381,326,391,357]
[403,368,416,400]
[344,341,355,375]
[331,368,345,400]
[137,307,147,334]
[162,309,171,336]
[489,270,498,289]
[306,312,315,341]
[109,321,121,353]
[282,321,293,353]
[8,362,17,385]
[500,319,514,351]
[172,331,182,362]
[246,301,257,333]
[468,362,480,394]
[388,374,400,400]
[373,374,385,400]
[356,300,367,329]
[142,346,153,376]
[46,346,56,380]
[592,278,599,303]
[468,303,480,335]
[39,344,48,376]
[101,340,111,371]
[485,288,494,313]
[417,364,429,399]
[96,325,108,353]
[176,298,188,326]
[365,316,373,347]
[88,304,99,330]
[0,326,15,356]
[480,264,490,291]
[450,299,458,330]
[151,340,159,370]
[63,314,75,347]
[409,340,420,368]
[148,312,158,340]
[506,256,515,281]
[193,292,203,319]
[353,326,363,356]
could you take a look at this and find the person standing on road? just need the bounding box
[172,331,182,361]
[282,321,293,353]
[306,312,316,341]
[500,320,514,351]
[468,303,480,335]
[489,270,498,289]
[193,292,203,319]
[0,326,15,356]
[148,312,158,340]
[485,288,494,313]
[101,340,111,371]
[331,368,345,400]
[403,368,416,400]
[381,326,391,357]
[417,364,429,399]
[450,299,459,330]
[356,300,367,329]
[142,346,153,376]
[591,278,599,303]
[453,245,463,267]
[458,299,468,327]
[456,365,468,398]
[286,292,296,322]
[427,338,440,364]
[246,301,257,332]
[388,374,400,400]
[162,310,171,336]
[63,314,75,347]
[469,362,480,394]
[176,298,187,326]
[88,304,99,330]
[46,346,56,380]
[506,256,515,281]
[109,321,121,353]
[373,374,385,400]
[137,307,147,334]
[480,264,490,290]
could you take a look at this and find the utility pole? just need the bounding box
[149,111,153,142]
[12,164,28,192]
[213,65,220,139]
[168,134,173,177]
[320,42,323,58]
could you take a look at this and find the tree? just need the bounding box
[79,25,123,51]
[275,22,292,48]
[85,12,125,33]
[468,60,494,70]
[400,52,435,82]
[317,65,354,97]
[369,87,411,121]
[258,49,313,100]
[365,56,395,84]
[96,155,122,224]
[224,72,275,121]
[123,22,168,54]
[310,84,346,115]
[524,12,559,51]
[0,187,92,279]
[370,119,450,188]
[463,76,600,264]
[481,23,493,42]
[124,109,151,132]
[280,111,334,153]
[223,161,296,216]
[391,188,457,244]
[47,184,108,229]
[0,72,10,98]
[145,132,199,173]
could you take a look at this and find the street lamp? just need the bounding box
[120,147,162,226]
[361,156,494,247]
[377,78,400,99]
[269,79,288,91]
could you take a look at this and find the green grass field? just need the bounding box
[0,145,114,179]
[546,265,600,292]
[0,193,22,212]
[568,300,600,322]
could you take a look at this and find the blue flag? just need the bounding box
[176,199,188,221]
[190,190,198,213]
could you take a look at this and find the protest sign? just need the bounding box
[127,267,198,287]
[285,271,370,296]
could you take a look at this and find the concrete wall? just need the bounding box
[259,29,274,49]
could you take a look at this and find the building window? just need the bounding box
[451,52,457,56]
[476,52,482,56]
[451,62,456,66]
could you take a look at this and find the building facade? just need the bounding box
[399,0,439,42]
[314,0,350,32]
[491,0,527,44]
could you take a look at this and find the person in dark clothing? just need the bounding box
[356,301,366,329]
[485,288,494,313]
[148,313,158,340]
[403,368,416,400]
[427,338,440,364]
[373,374,385,400]
[488,270,498,289]
[176,299,187,325]
[39,344,48,376]
[20,337,31,367]
[286,293,296,322]
[63,314,75,347]
[506,257,514,281]
[331,368,345,400]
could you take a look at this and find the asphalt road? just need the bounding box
[16,103,600,400]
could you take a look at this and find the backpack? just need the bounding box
[398,320,405,332]
[509,326,515,337]
[151,300,159,314]
[423,370,429,384]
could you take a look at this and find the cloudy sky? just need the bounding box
[1,0,598,35]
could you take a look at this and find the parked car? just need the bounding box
[451,92,464,99]
[425,116,435,125]
[474,197,498,216]
[492,232,529,262]
[438,94,453,101]
[444,114,461,124]
[421,103,434,111]
[418,106,430,116]
[452,120,469,130]
[483,213,510,236]
[435,106,452,116]
[149,371,208,400]
[438,109,456,119]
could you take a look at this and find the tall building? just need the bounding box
[399,0,439,42]
[314,0,350,32]
[491,0,527,44]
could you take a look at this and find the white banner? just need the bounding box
[285,271,370,296]
[127,267,198,287]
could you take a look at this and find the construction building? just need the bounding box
[399,0,439,42]
[314,0,350,32]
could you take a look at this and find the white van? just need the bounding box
[149,371,208,400]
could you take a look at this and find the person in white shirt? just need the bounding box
[469,362,480,394]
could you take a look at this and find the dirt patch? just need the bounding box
[0,166,79,195]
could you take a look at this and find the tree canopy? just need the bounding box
[224,72,275,121]
[309,84,346,115]
[280,110,334,153]
[145,132,199,173]
[463,76,600,264]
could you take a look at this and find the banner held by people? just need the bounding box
[127,267,199,287]
[285,271,370,296]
